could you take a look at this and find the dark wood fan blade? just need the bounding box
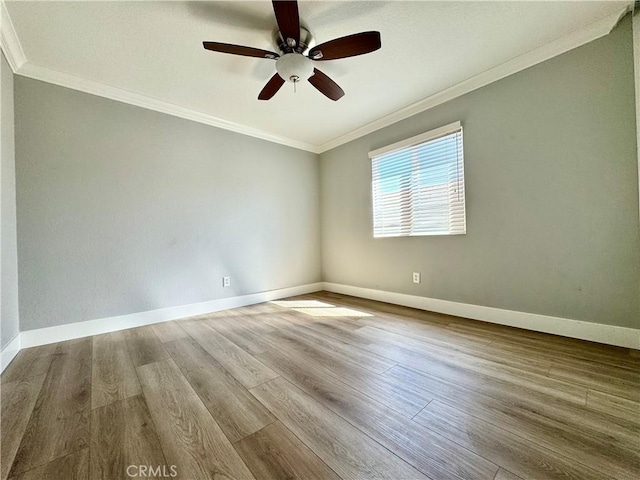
[308,31,381,60]
[258,73,285,100]
[203,42,279,59]
[308,68,344,101]
[272,1,300,48]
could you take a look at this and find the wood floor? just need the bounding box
[1,291,638,480]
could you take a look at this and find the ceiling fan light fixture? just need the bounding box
[276,53,314,83]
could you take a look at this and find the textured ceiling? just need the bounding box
[5,1,629,148]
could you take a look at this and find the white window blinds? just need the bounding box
[370,121,466,238]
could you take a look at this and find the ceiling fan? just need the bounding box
[202,0,381,101]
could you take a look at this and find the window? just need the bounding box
[370,121,466,238]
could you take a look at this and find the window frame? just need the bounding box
[369,121,466,238]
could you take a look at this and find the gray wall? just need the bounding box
[10,16,640,333]
[15,78,321,331]
[1,52,20,348]
[320,16,639,329]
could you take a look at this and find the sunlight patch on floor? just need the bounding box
[270,300,335,308]
[271,299,372,317]
[293,307,373,317]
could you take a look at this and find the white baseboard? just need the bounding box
[17,283,323,350]
[322,282,640,350]
[3,280,637,375]
[1,334,21,374]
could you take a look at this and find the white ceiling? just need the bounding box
[4,1,630,149]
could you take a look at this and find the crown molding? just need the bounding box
[0,0,26,72]
[16,63,320,153]
[2,3,630,154]
[316,6,632,153]
[3,0,317,153]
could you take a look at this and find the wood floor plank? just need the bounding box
[91,331,141,409]
[266,322,397,374]
[386,366,640,479]
[1,348,54,384]
[1,375,46,480]
[14,343,59,358]
[309,292,498,344]
[478,337,640,382]
[9,449,88,480]
[493,468,523,480]
[317,291,639,371]
[137,359,255,480]
[205,316,273,355]
[260,312,303,330]
[415,400,619,480]
[165,337,276,443]
[363,333,588,405]
[256,347,499,480]
[231,310,278,333]
[586,390,640,422]
[151,321,189,343]
[355,314,554,376]
[548,364,640,402]
[274,312,372,348]
[90,395,167,480]
[360,325,587,402]
[123,326,169,367]
[448,321,640,371]
[270,302,365,331]
[260,331,430,417]
[304,296,537,375]
[9,338,92,477]
[310,292,454,328]
[358,324,553,376]
[180,319,278,389]
[390,363,640,446]
[54,338,88,354]
[250,376,430,480]
[357,311,492,350]
[233,421,341,480]
[205,303,277,322]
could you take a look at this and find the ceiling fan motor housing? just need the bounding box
[274,26,315,54]
[276,53,314,83]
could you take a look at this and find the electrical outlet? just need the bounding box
[222,276,231,287]
[412,272,421,284]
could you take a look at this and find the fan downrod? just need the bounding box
[273,27,315,55]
